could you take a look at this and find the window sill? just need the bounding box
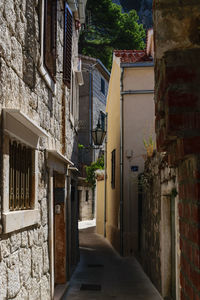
[2,209,40,233]
[38,62,56,96]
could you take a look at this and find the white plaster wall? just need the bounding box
[122,66,155,255]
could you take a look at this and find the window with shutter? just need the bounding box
[63,3,73,88]
[44,0,57,81]
[9,141,33,211]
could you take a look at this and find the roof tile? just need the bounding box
[114,50,153,63]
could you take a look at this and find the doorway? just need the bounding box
[53,173,67,285]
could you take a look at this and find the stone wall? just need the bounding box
[140,152,178,299]
[154,0,200,299]
[140,153,162,293]
[0,0,80,298]
[78,56,109,172]
[78,184,93,221]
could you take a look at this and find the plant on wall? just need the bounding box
[86,155,104,189]
[143,135,155,157]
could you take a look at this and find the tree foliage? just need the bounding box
[79,0,146,70]
[85,155,104,189]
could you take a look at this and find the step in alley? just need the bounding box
[62,227,163,300]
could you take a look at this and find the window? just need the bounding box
[85,190,89,202]
[70,72,79,126]
[101,78,105,95]
[111,149,116,189]
[2,109,48,233]
[44,0,57,81]
[63,3,73,88]
[9,141,33,211]
[100,111,106,131]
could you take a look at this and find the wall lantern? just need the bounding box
[91,120,106,146]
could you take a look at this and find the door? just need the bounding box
[53,173,66,285]
[171,195,176,300]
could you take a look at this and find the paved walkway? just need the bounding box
[62,227,163,300]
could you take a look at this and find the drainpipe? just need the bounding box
[89,70,92,146]
[120,67,124,256]
[104,113,108,237]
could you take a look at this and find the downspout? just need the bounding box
[89,70,92,146]
[104,112,108,237]
[120,66,124,256]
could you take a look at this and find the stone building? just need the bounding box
[0,0,86,299]
[78,55,110,221]
[140,152,179,299]
[154,1,200,299]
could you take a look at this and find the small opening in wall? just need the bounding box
[85,190,89,202]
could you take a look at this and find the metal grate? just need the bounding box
[9,141,32,211]
[80,284,101,291]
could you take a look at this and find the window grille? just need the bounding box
[44,0,57,81]
[63,3,72,88]
[9,141,32,211]
[111,149,116,189]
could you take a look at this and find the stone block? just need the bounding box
[40,275,50,300]
[15,21,26,46]
[43,225,48,242]
[21,231,28,248]
[10,232,21,253]
[41,198,48,226]
[19,248,31,284]
[0,239,10,260]
[34,227,43,247]
[4,0,16,33]
[7,252,21,298]
[0,261,7,299]
[28,230,34,247]
[29,92,38,110]
[43,242,49,274]
[31,246,43,280]
[0,16,11,62]
[12,287,28,300]
[27,278,40,300]
[11,36,23,77]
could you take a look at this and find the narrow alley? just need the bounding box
[62,225,162,300]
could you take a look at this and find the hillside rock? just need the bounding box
[113,0,153,29]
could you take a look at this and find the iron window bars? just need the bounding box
[9,141,32,211]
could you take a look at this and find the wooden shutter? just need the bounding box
[44,0,57,81]
[63,3,72,88]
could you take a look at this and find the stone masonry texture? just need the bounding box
[154,0,200,299]
[141,152,177,298]
[0,0,80,299]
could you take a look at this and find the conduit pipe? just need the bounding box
[120,67,124,256]
[104,113,108,237]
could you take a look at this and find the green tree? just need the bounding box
[79,0,145,70]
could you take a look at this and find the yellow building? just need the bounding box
[102,44,155,256]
